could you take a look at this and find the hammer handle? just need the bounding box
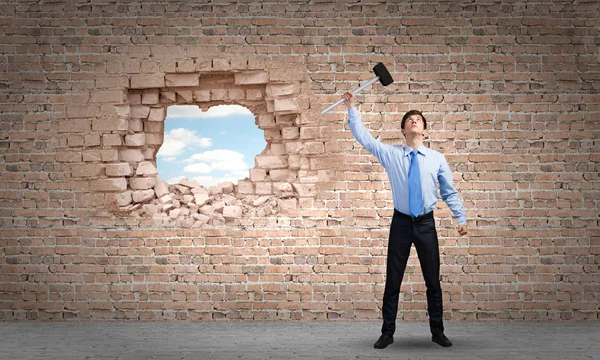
[321,76,380,114]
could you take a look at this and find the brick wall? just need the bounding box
[1,1,599,321]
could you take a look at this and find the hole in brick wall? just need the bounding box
[100,65,317,227]
[157,104,266,187]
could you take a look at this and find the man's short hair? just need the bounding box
[401,110,427,129]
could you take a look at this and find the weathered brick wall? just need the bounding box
[1,1,599,321]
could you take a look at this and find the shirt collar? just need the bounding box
[403,144,428,157]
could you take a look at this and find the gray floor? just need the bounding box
[1,321,598,360]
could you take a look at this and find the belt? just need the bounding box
[394,209,433,223]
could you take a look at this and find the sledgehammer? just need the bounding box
[321,62,394,114]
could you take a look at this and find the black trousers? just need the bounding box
[381,209,444,336]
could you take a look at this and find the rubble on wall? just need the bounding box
[110,176,298,227]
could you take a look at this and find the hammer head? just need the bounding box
[373,63,394,86]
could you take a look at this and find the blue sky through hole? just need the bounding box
[156,105,266,187]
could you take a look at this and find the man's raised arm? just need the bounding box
[343,92,389,161]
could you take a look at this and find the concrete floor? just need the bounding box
[1,321,598,360]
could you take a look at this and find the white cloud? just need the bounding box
[185,149,249,171]
[157,128,212,158]
[188,149,244,162]
[167,104,253,119]
[230,170,249,177]
[210,159,248,171]
[183,163,212,174]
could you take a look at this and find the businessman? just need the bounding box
[343,92,468,348]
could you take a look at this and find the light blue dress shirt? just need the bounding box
[348,107,466,225]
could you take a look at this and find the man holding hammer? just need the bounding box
[342,92,468,348]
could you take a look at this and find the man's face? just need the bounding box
[402,115,427,138]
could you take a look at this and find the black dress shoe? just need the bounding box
[432,333,453,347]
[374,334,394,349]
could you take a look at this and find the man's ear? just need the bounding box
[422,130,428,139]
